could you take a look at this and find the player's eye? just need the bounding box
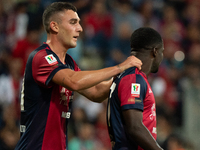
[70,19,77,24]
[70,21,76,24]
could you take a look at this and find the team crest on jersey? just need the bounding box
[45,54,58,65]
[131,83,140,97]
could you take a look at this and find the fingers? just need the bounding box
[119,56,142,72]
[129,56,142,70]
[137,64,142,70]
[133,62,142,70]
[130,55,142,64]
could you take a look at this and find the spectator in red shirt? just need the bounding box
[12,26,41,76]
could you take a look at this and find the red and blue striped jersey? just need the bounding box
[15,43,80,150]
[107,67,157,150]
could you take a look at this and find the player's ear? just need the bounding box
[50,21,59,33]
[152,48,158,58]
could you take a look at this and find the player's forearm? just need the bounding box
[72,55,141,91]
[71,55,141,91]
[65,66,120,91]
[53,55,141,91]
[78,79,112,102]
[127,124,163,150]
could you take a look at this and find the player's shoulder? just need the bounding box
[26,43,59,68]
[29,43,50,59]
[118,67,144,79]
[117,67,147,85]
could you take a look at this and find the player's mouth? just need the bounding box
[73,36,78,40]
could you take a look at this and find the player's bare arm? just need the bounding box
[123,109,164,150]
[77,78,113,103]
[52,55,142,91]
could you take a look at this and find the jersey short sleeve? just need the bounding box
[118,74,147,111]
[32,50,67,88]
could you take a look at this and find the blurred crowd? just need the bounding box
[0,0,200,149]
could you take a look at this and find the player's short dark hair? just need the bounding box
[130,27,162,52]
[43,2,77,33]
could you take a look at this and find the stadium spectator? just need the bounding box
[105,22,133,67]
[83,0,113,58]
[6,2,28,49]
[12,26,41,76]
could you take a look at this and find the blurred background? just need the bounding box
[0,0,200,149]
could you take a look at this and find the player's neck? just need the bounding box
[140,58,153,77]
[131,53,152,77]
[46,38,68,64]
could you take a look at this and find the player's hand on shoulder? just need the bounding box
[129,55,142,70]
[118,55,142,72]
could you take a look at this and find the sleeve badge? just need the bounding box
[45,54,58,66]
[131,83,140,98]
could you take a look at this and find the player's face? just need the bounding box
[57,10,83,49]
[151,42,164,73]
